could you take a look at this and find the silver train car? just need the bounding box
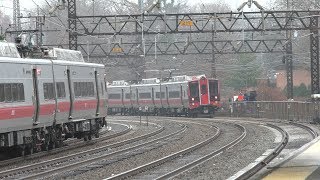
[0,42,107,156]
[107,75,220,117]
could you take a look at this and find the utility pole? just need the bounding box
[211,13,217,79]
[286,0,293,100]
[35,6,44,46]
[13,0,21,34]
[68,0,77,50]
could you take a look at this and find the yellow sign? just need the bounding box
[112,47,123,53]
[179,20,193,27]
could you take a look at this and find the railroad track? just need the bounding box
[105,119,318,180]
[0,122,131,168]
[289,121,318,139]
[231,121,319,180]
[104,123,244,180]
[0,122,169,179]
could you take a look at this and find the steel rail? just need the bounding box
[0,123,130,167]
[18,124,185,180]
[289,122,318,139]
[154,124,246,180]
[104,124,222,180]
[235,123,289,180]
[0,123,164,179]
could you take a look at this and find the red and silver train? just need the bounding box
[0,42,107,155]
[107,75,220,117]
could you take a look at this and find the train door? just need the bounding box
[166,86,169,106]
[151,87,155,106]
[159,84,163,107]
[129,87,133,106]
[121,88,124,107]
[66,69,74,119]
[94,70,100,116]
[199,77,209,105]
[180,84,184,106]
[52,64,70,124]
[188,81,199,105]
[209,80,220,103]
[99,72,107,117]
[32,68,40,125]
[136,88,139,106]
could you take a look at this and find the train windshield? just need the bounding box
[189,82,199,97]
[209,80,219,99]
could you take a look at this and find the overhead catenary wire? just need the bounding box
[14,1,313,73]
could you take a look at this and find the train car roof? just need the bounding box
[161,81,188,85]
[0,42,104,68]
[108,84,129,88]
[52,60,104,68]
[0,56,104,68]
[131,83,160,87]
[0,57,52,65]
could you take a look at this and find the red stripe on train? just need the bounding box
[108,99,185,106]
[0,99,105,120]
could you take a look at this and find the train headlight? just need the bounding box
[192,103,195,106]
[192,98,194,101]
[215,96,217,100]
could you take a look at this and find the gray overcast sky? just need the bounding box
[1,0,273,17]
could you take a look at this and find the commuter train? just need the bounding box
[0,42,107,156]
[107,75,220,117]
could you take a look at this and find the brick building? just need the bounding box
[276,69,310,90]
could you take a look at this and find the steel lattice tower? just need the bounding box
[13,0,21,33]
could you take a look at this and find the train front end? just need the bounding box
[188,76,220,117]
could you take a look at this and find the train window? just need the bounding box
[88,82,95,97]
[155,92,165,98]
[43,83,55,100]
[189,82,199,97]
[169,91,180,98]
[74,82,95,98]
[81,82,88,97]
[0,84,4,102]
[201,85,207,95]
[18,83,25,101]
[0,83,25,102]
[109,93,121,99]
[125,93,131,99]
[11,83,18,101]
[209,80,219,95]
[139,93,151,99]
[74,82,80,97]
[4,84,12,102]
[56,82,66,98]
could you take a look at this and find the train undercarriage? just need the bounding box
[0,117,106,157]
[108,106,216,118]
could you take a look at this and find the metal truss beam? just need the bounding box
[67,0,77,50]
[74,11,320,36]
[310,12,319,95]
[13,0,21,32]
[46,39,286,58]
